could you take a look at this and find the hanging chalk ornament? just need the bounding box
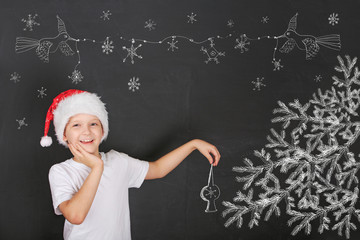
[200,164,220,213]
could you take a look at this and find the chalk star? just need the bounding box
[122,39,143,64]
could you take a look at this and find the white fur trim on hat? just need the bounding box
[53,92,109,147]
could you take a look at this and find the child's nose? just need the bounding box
[82,125,91,134]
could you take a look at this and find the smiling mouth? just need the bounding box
[80,139,94,144]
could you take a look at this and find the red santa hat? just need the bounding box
[40,89,109,147]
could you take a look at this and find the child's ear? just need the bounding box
[63,134,68,143]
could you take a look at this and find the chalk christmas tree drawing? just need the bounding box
[222,55,360,239]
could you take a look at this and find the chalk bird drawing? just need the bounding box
[15,15,75,63]
[278,13,341,60]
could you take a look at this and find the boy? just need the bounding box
[40,89,221,240]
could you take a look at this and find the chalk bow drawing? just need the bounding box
[201,164,220,213]
[222,55,360,239]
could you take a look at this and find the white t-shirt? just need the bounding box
[48,150,149,240]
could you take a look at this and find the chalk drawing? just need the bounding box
[272,59,283,71]
[314,75,322,82]
[200,38,225,64]
[37,87,47,98]
[16,118,28,129]
[21,14,40,31]
[234,34,250,53]
[277,13,341,60]
[144,19,156,31]
[167,37,179,52]
[10,72,21,83]
[122,39,143,64]
[201,164,220,213]
[102,37,114,55]
[100,10,112,21]
[329,13,339,26]
[227,19,235,28]
[223,55,360,239]
[187,12,197,24]
[261,16,269,24]
[16,15,75,63]
[252,77,266,91]
[68,70,83,84]
[128,77,140,92]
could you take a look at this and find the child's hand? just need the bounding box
[68,143,103,170]
[192,139,221,166]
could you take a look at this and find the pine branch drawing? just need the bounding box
[223,55,360,239]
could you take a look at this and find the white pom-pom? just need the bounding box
[40,136,53,147]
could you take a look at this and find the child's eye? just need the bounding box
[91,123,98,126]
[73,124,80,127]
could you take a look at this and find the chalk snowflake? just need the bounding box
[204,188,217,198]
[68,70,84,84]
[314,75,322,82]
[272,59,284,71]
[128,77,140,92]
[21,14,40,31]
[187,12,197,24]
[261,16,270,24]
[122,39,143,64]
[16,118,28,130]
[100,10,112,21]
[235,34,250,53]
[102,37,114,54]
[227,19,235,28]
[167,37,178,52]
[200,39,225,64]
[37,87,47,98]
[328,13,339,26]
[223,55,360,239]
[10,72,21,83]
[144,19,156,31]
[252,77,265,91]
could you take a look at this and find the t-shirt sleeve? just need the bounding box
[48,165,75,215]
[124,153,149,188]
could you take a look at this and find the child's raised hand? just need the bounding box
[68,143,103,170]
[192,139,221,166]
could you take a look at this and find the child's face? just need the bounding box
[63,113,104,155]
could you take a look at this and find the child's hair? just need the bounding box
[40,89,109,147]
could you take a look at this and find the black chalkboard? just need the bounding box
[1,0,360,239]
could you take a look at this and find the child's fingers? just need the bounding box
[69,143,83,159]
[75,143,93,158]
[205,150,217,165]
[204,152,214,165]
[209,147,221,166]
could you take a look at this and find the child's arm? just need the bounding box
[145,139,220,180]
[58,143,103,225]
